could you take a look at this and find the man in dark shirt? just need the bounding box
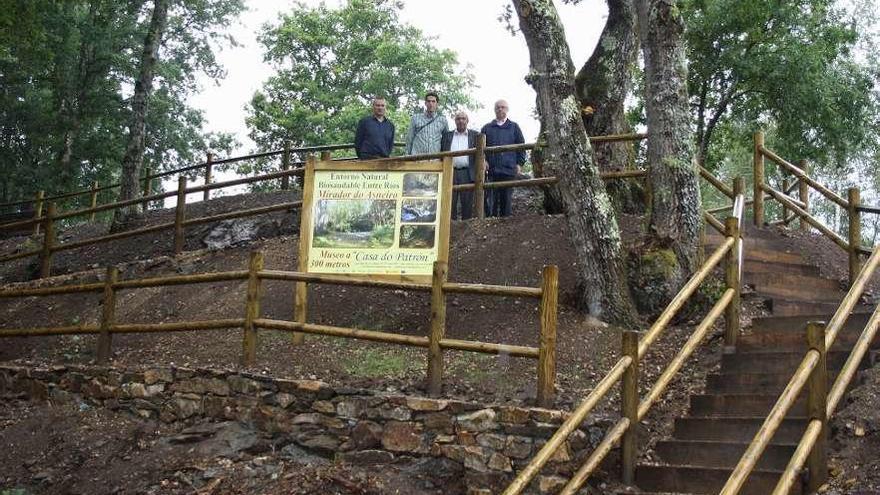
[355,97,395,159]
[481,99,526,217]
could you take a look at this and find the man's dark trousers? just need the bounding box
[453,168,474,220]
[491,174,515,217]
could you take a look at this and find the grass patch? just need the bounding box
[341,347,420,379]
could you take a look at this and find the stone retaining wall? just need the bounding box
[0,364,610,494]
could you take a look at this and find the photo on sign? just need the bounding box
[401,199,437,223]
[312,199,396,248]
[402,172,439,197]
[399,225,435,249]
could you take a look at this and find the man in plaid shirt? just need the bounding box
[405,91,449,155]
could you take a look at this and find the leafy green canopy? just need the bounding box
[0,0,241,207]
[685,0,879,170]
[245,0,476,163]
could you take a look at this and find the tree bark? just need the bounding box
[514,0,637,325]
[116,0,170,223]
[637,0,702,281]
[576,0,643,213]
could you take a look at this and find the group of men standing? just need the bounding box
[354,92,526,219]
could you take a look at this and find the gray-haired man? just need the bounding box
[440,111,480,220]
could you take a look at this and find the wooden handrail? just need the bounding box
[762,185,849,251]
[759,145,849,208]
[699,166,735,199]
[501,356,632,494]
[638,237,733,357]
[505,195,744,494]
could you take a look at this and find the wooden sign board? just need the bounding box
[298,157,453,283]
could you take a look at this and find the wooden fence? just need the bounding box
[502,186,746,495]
[0,133,653,279]
[0,251,560,407]
[752,131,875,284]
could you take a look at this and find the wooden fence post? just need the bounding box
[536,265,558,407]
[799,160,810,233]
[621,330,639,485]
[848,187,861,286]
[474,133,486,220]
[141,167,152,212]
[174,176,187,255]
[753,131,765,227]
[281,142,291,190]
[33,190,44,236]
[203,152,213,202]
[96,266,119,364]
[427,261,449,396]
[782,176,791,223]
[806,321,828,492]
[38,202,56,278]
[724,217,741,349]
[89,182,99,222]
[242,251,264,366]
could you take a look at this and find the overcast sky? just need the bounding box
[188,0,608,156]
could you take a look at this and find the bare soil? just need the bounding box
[1,189,878,493]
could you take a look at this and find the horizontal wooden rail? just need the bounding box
[759,146,848,208]
[0,282,105,298]
[856,204,880,215]
[699,166,735,198]
[180,202,300,228]
[705,211,725,233]
[502,356,632,495]
[637,288,733,419]
[442,282,542,298]
[255,318,431,348]
[109,319,245,334]
[707,198,757,215]
[0,324,101,337]
[762,185,848,251]
[53,221,176,252]
[259,270,432,292]
[0,247,43,263]
[439,337,538,358]
[638,237,733,358]
[113,271,249,290]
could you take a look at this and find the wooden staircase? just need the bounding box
[627,225,878,494]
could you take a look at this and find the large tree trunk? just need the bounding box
[116,0,170,223]
[514,0,637,325]
[637,0,702,293]
[576,0,643,213]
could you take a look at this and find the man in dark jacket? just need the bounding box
[355,97,395,159]
[481,99,526,217]
[440,111,480,220]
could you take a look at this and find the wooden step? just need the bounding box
[673,417,808,443]
[706,372,842,394]
[767,298,846,316]
[635,465,801,495]
[653,440,796,470]
[743,260,820,277]
[751,313,870,333]
[753,283,842,303]
[689,394,806,418]
[737,330,880,352]
[744,272,840,292]
[741,248,804,265]
[720,350,869,374]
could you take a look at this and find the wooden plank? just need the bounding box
[39,203,56,278]
[806,322,828,492]
[96,266,118,364]
[537,265,558,407]
[242,251,263,366]
[427,261,448,396]
[293,154,317,345]
[174,176,187,255]
[754,131,765,226]
[621,331,639,485]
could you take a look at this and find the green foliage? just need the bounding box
[685,0,880,170]
[341,347,418,378]
[0,0,242,206]
[244,0,477,175]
